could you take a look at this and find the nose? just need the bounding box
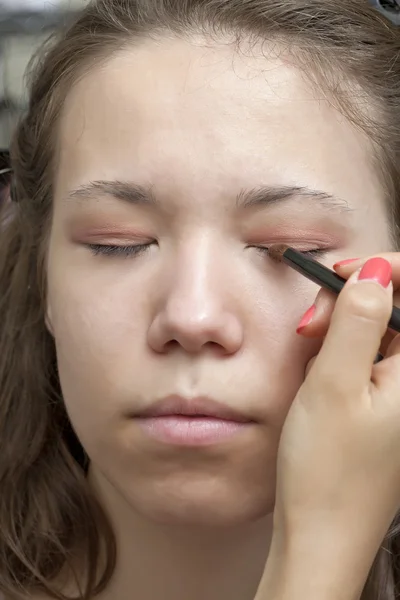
[147,248,244,355]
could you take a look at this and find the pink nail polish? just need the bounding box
[296,304,316,334]
[358,257,392,288]
[333,258,359,269]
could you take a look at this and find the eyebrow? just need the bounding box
[64,180,352,214]
[65,180,156,205]
[237,185,352,213]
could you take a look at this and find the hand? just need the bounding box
[299,253,400,355]
[257,257,400,600]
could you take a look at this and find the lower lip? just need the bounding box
[136,415,251,446]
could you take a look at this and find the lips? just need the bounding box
[133,396,254,446]
[134,395,253,423]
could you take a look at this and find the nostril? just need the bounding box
[164,339,180,352]
[162,338,228,355]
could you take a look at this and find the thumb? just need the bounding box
[311,258,393,394]
[305,355,318,377]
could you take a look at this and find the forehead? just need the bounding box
[55,36,382,212]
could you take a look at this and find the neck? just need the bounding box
[90,470,273,600]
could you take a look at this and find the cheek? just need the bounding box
[264,333,321,419]
[248,284,322,422]
[47,267,148,408]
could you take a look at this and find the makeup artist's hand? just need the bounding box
[299,252,400,354]
[257,257,400,600]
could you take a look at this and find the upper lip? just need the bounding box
[135,395,253,423]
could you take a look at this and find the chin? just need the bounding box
[127,475,276,527]
[88,434,279,527]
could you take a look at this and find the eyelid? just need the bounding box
[83,235,153,244]
[255,242,331,253]
[70,223,155,243]
[253,245,329,263]
[249,228,340,248]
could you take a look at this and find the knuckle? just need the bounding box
[339,283,387,324]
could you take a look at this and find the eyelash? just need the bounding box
[300,249,327,259]
[255,247,327,260]
[85,244,327,261]
[86,243,153,257]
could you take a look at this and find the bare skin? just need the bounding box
[28,35,399,600]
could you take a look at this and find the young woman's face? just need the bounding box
[48,37,391,525]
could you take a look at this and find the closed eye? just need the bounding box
[85,243,155,257]
[253,246,328,261]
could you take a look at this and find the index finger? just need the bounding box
[313,262,393,394]
[334,253,400,287]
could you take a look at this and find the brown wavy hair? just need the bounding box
[1,1,400,598]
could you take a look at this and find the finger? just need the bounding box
[311,258,393,393]
[371,339,400,407]
[297,289,336,338]
[299,256,400,338]
[304,355,317,377]
[298,287,400,341]
[380,328,397,355]
[372,286,400,354]
[383,331,400,359]
[333,253,400,289]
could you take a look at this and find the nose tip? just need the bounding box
[148,308,244,355]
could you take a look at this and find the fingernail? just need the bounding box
[296,304,316,334]
[358,257,392,288]
[333,258,359,268]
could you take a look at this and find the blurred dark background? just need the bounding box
[0,0,83,151]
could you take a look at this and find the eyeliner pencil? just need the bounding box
[267,244,400,333]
